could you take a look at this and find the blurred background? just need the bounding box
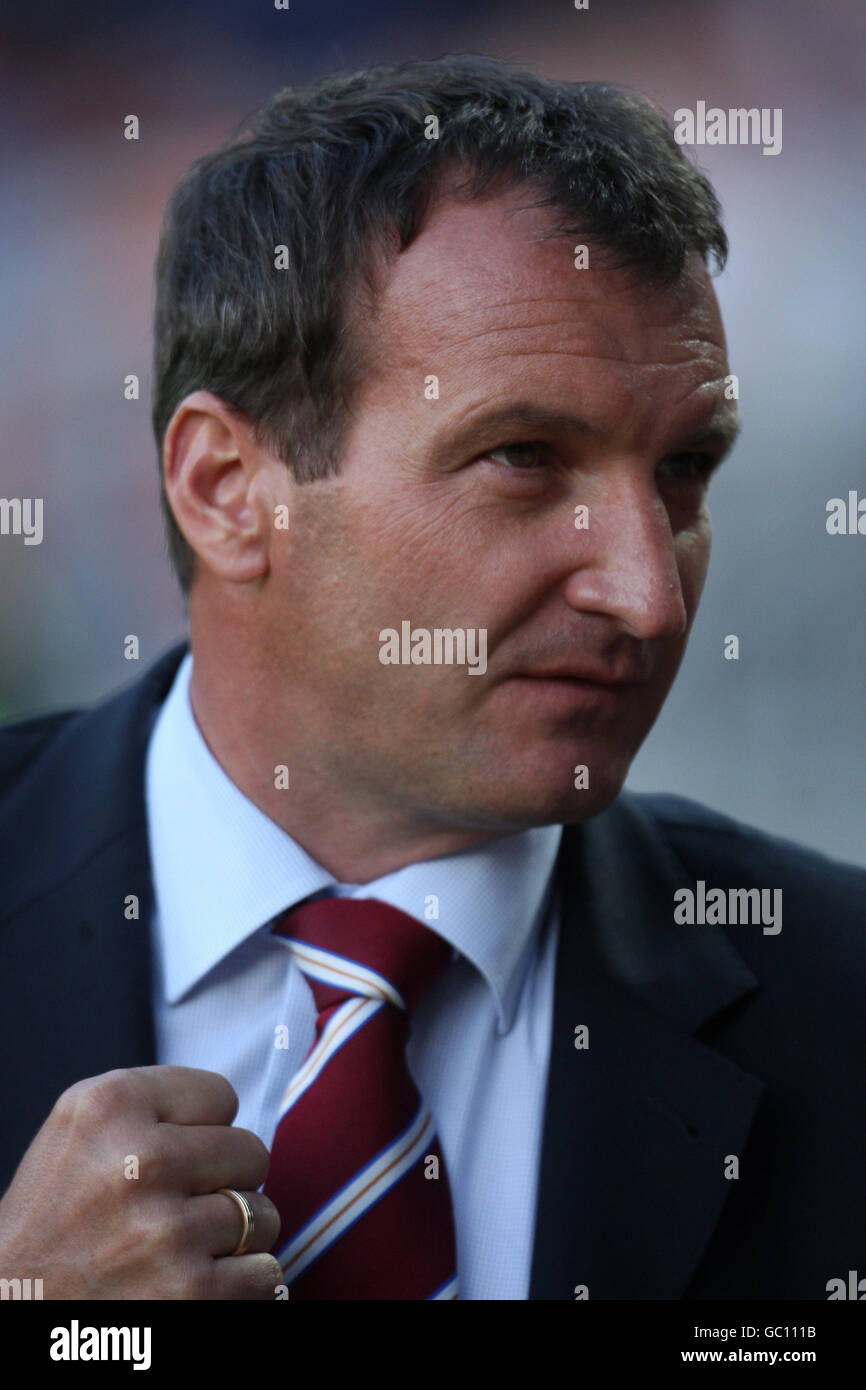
[1,0,863,864]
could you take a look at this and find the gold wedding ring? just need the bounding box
[217,1187,255,1256]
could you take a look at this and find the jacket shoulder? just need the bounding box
[0,708,81,793]
[0,644,187,926]
[629,790,866,982]
[632,790,865,886]
[625,787,866,1060]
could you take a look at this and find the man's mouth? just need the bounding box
[518,665,647,687]
[504,671,644,715]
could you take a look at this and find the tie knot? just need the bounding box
[274,896,451,1013]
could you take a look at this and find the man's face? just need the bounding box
[261,190,737,834]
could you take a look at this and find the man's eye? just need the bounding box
[484,443,547,470]
[658,452,717,483]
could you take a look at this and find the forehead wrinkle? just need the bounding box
[383,257,709,336]
[377,286,724,378]
[377,306,718,369]
[383,292,643,359]
[384,329,724,381]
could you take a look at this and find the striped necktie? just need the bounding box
[264,896,459,1299]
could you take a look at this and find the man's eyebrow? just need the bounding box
[445,402,599,445]
[679,411,741,457]
[440,400,742,458]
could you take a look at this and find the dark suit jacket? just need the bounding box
[1,642,864,1299]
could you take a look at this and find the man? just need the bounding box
[0,56,863,1302]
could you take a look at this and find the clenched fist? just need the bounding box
[0,1065,283,1299]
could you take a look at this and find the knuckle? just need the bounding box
[55,1069,144,1127]
[210,1071,239,1112]
[52,1076,98,1122]
[240,1132,271,1183]
[190,1068,238,1120]
[259,1195,281,1236]
[258,1192,280,1220]
[146,1122,185,1181]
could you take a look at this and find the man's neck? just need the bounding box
[187,664,516,885]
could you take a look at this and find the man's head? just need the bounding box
[153,56,738,867]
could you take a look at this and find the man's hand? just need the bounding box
[0,1066,283,1299]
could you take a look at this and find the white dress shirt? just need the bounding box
[145,653,562,1300]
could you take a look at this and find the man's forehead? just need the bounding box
[370,191,726,372]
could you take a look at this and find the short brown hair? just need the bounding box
[152,54,727,593]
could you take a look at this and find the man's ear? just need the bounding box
[162,390,280,586]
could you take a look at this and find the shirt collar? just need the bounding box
[340,831,561,1033]
[146,652,562,1032]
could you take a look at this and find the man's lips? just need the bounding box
[512,665,650,687]
[502,666,651,717]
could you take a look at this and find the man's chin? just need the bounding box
[519,779,625,828]
[505,740,635,823]
[446,773,628,835]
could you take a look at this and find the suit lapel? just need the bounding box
[529,795,764,1299]
[0,644,187,1189]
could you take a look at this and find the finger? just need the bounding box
[210,1252,286,1301]
[190,1189,281,1257]
[157,1123,271,1195]
[129,1066,239,1126]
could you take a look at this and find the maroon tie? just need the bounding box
[263,896,459,1299]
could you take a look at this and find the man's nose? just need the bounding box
[561,476,691,641]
